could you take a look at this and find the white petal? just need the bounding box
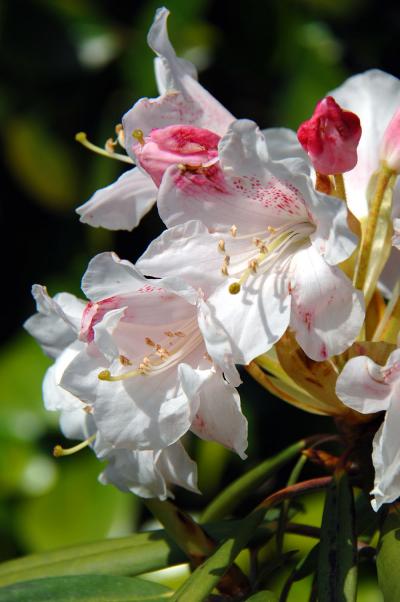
[331,70,400,218]
[262,127,309,165]
[93,368,193,450]
[137,220,224,294]
[197,298,241,387]
[24,286,83,358]
[289,246,364,360]
[156,441,199,494]
[336,355,393,415]
[43,345,85,411]
[371,392,400,510]
[81,252,146,301]
[76,168,157,231]
[193,370,247,459]
[59,408,96,442]
[99,448,168,499]
[146,7,234,136]
[208,272,291,365]
[60,346,107,404]
[93,307,126,361]
[392,218,400,250]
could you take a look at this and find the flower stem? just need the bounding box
[334,173,346,201]
[353,164,394,291]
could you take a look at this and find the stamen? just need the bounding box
[98,368,145,381]
[218,239,226,253]
[230,225,238,237]
[115,124,125,147]
[53,433,96,457]
[145,337,156,347]
[132,129,145,146]
[75,132,133,164]
[119,354,132,366]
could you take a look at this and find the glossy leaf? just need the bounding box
[377,505,400,602]
[0,575,172,602]
[317,470,358,602]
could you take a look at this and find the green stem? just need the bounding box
[201,437,322,523]
[276,453,308,554]
[353,165,394,291]
[172,477,332,602]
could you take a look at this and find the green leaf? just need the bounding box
[201,439,308,523]
[377,505,400,602]
[317,470,358,602]
[0,575,172,601]
[0,521,278,587]
[246,591,278,601]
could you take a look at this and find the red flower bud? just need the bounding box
[297,96,361,175]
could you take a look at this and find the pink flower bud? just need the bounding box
[380,107,400,173]
[133,125,220,186]
[297,96,361,175]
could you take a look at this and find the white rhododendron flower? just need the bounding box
[336,349,400,510]
[76,7,234,231]
[24,284,198,499]
[138,120,365,362]
[27,253,247,462]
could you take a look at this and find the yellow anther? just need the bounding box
[164,331,175,337]
[230,225,238,237]
[53,433,96,457]
[223,255,230,266]
[229,282,241,295]
[115,123,123,134]
[249,259,258,273]
[267,226,276,233]
[174,331,185,337]
[218,239,226,253]
[105,137,116,153]
[132,129,145,145]
[221,265,229,276]
[75,131,133,164]
[119,354,132,366]
[145,337,156,347]
[98,370,112,381]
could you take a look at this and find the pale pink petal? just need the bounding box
[81,252,146,302]
[76,168,157,231]
[146,7,234,135]
[331,70,400,218]
[289,246,364,360]
[156,441,199,494]
[371,392,400,509]
[208,272,291,365]
[336,355,393,415]
[392,218,400,249]
[192,369,248,459]
[24,286,84,358]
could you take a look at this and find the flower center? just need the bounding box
[98,319,203,382]
[218,221,315,294]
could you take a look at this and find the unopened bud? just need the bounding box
[297,96,361,175]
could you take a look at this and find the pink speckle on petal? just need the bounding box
[80,296,120,343]
[232,175,306,217]
[320,344,328,359]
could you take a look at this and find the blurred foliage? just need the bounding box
[0,0,399,598]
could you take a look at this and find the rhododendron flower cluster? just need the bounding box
[26,5,400,517]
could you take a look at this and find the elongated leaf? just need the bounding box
[317,470,358,602]
[377,505,400,602]
[172,477,331,602]
[0,521,277,587]
[0,575,171,602]
[201,439,308,523]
